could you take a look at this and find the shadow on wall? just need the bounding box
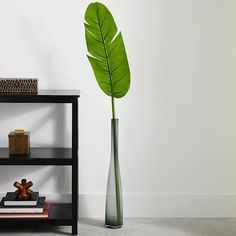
[0,103,71,200]
[0,165,71,201]
[0,103,68,146]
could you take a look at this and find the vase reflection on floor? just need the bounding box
[105,118,123,228]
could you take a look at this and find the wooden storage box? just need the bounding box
[8,130,30,155]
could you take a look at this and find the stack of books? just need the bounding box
[0,192,50,218]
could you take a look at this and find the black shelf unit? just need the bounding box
[0,90,79,235]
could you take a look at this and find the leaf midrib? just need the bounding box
[96,8,114,98]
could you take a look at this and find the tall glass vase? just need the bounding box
[105,118,123,228]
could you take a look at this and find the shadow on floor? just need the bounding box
[80,218,105,228]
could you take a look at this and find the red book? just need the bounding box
[0,202,50,218]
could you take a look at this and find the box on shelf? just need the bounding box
[0,78,38,94]
[8,130,30,155]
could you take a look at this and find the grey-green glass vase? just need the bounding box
[105,118,123,228]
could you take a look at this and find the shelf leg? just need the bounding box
[72,98,78,235]
[72,223,78,235]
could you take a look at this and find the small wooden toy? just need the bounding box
[14,179,33,200]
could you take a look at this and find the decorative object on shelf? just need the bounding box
[8,130,30,155]
[0,178,49,218]
[14,178,33,200]
[0,78,38,94]
[85,2,130,229]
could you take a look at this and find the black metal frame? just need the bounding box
[0,90,80,235]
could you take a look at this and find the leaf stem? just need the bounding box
[112,96,116,119]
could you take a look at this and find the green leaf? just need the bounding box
[85,2,130,98]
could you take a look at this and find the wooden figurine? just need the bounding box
[14,179,33,200]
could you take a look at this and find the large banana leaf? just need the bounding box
[84,2,130,98]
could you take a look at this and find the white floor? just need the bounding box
[1,219,236,235]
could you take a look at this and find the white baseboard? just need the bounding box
[78,193,236,218]
[2,193,236,218]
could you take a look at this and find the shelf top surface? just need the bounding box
[0,148,72,164]
[0,90,80,97]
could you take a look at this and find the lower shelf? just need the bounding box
[0,203,73,226]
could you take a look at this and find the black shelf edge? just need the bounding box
[0,90,80,103]
[0,148,72,165]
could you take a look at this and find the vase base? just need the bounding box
[105,224,122,229]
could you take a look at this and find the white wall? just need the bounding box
[0,0,236,218]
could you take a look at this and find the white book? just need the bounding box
[0,207,44,213]
[4,201,37,206]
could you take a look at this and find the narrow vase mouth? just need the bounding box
[111,118,119,120]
